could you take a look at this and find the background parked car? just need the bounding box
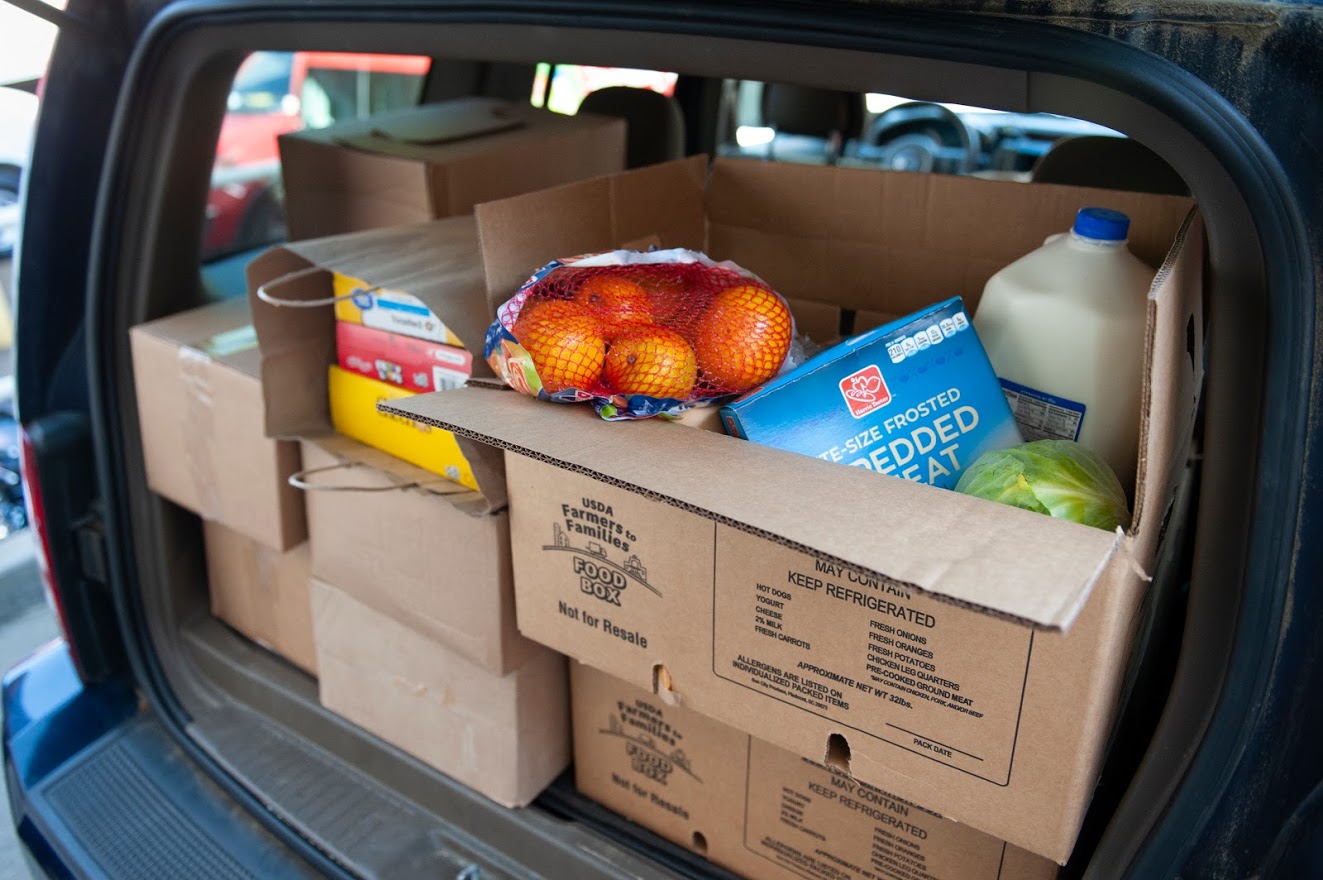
[204,51,430,257]
[0,85,37,258]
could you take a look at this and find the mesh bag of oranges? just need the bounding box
[485,249,797,419]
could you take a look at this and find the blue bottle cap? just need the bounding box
[1072,207,1130,242]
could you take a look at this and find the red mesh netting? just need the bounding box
[498,262,794,400]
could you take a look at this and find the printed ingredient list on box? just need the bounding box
[743,738,1011,880]
[714,527,1033,783]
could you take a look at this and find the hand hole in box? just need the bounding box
[825,732,852,773]
[690,831,708,855]
[653,663,680,706]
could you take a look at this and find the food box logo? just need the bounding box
[545,500,660,607]
[602,712,700,787]
[574,553,628,605]
[839,364,891,418]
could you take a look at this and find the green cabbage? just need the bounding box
[955,440,1131,531]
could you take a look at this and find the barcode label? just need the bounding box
[432,367,468,392]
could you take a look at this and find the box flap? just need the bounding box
[474,155,708,312]
[299,432,504,515]
[278,132,433,240]
[1131,208,1204,563]
[332,98,524,157]
[246,248,337,438]
[289,98,607,164]
[261,216,491,369]
[705,158,1194,318]
[247,217,494,441]
[384,388,1121,630]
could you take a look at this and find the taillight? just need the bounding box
[19,427,84,678]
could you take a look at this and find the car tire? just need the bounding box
[237,187,287,251]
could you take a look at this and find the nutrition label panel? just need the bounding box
[999,378,1086,443]
[711,525,1034,784]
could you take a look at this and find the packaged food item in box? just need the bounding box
[332,277,465,346]
[974,207,1155,491]
[336,320,472,393]
[485,248,797,420]
[327,365,478,490]
[720,297,1022,490]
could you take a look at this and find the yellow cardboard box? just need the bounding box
[327,365,477,491]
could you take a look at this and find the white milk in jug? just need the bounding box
[973,207,1154,493]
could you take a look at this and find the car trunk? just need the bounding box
[60,1,1317,878]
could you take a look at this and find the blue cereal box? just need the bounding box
[719,297,1022,489]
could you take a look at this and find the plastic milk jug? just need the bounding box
[973,207,1155,493]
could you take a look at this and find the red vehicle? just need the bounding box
[204,51,430,255]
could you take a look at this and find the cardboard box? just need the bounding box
[335,320,472,392]
[311,578,570,808]
[721,297,1022,489]
[297,434,548,676]
[328,365,480,490]
[279,97,625,241]
[204,521,316,675]
[247,216,507,504]
[572,663,1058,880]
[130,297,306,550]
[250,220,538,674]
[381,157,1203,861]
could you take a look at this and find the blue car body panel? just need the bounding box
[3,641,137,879]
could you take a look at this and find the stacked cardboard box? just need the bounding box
[248,219,569,807]
[572,662,1059,880]
[139,145,1203,864]
[130,297,306,550]
[383,156,1203,864]
[136,96,628,800]
[130,297,316,673]
[313,580,568,808]
[204,522,317,675]
[279,97,625,240]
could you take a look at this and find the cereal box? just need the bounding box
[720,297,1021,489]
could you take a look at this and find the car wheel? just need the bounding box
[238,187,287,251]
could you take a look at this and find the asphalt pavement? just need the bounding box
[0,255,55,879]
[0,536,57,880]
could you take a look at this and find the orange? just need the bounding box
[691,284,793,393]
[574,274,654,326]
[512,297,588,338]
[519,314,608,393]
[640,272,694,329]
[604,326,698,399]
